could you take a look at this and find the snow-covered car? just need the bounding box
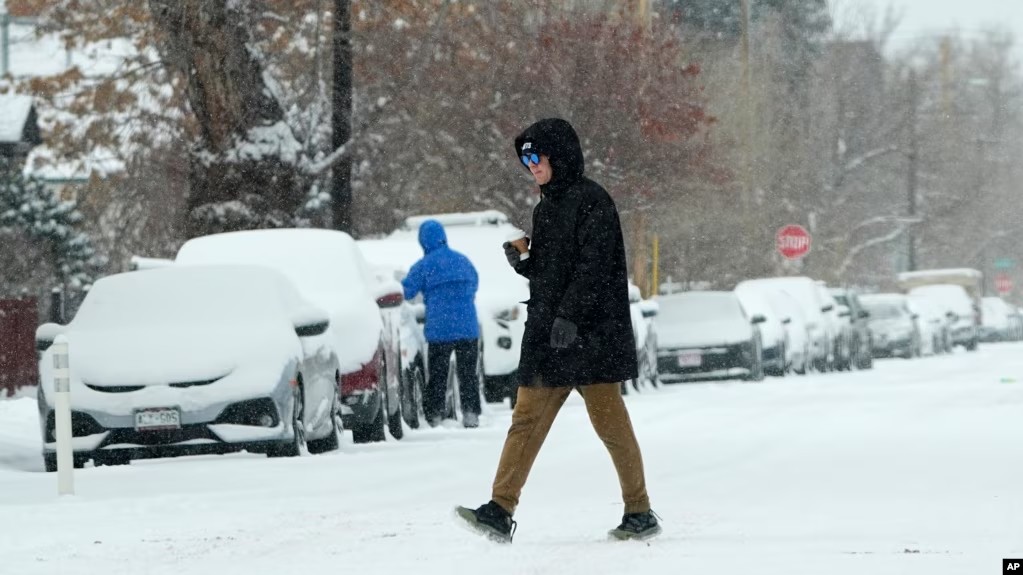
[362,211,529,406]
[830,288,874,370]
[860,294,921,359]
[734,283,789,376]
[735,277,830,372]
[980,296,1021,343]
[655,291,765,382]
[1010,305,1023,342]
[907,294,952,355]
[906,284,979,351]
[176,229,409,443]
[741,284,810,375]
[816,283,852,371]
[623,284,659,393]
[366,261,428,428]
[35,266,341,471]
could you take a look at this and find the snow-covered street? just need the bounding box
[2,346,1022,574]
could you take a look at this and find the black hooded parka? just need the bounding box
[512,118,639,388]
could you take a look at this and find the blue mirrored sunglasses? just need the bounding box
[520,153,540,167]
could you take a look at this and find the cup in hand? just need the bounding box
[507,229,529,261]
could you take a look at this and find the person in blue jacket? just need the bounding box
[402,220,482,428]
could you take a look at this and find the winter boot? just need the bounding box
[454,501,517,543]
[608,510,662,541]
[463,412,479,428]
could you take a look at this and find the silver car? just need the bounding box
[35,265,341,471]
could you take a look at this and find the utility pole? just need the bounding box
[907,70,919,272]
[651,234,660,297]
[1,13,9,77]
[739,0,754,255]
[331,0,353,233]
[940,36,952,118]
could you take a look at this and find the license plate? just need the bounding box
[678,351,702,367]
[135,408,181,431]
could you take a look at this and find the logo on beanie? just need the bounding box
[522,142,533,151]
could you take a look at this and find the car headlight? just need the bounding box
[495,307,520,322]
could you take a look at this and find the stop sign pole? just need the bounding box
[776,225,812,261]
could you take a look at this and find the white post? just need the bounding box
[52,336,74,496]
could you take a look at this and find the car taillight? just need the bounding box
[340,348,381,395]
[376,292,404,308]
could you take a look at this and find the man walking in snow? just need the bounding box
[402,220,482,429]
[456,118,659,541]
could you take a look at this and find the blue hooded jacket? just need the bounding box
[402,220,480,343]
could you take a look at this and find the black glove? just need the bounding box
[503,242,522,267]
[550,317,578,349]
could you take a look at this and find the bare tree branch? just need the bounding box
[837,219,921,277]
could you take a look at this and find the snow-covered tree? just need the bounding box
[0,159,101,290]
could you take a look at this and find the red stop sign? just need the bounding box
[776,225,812,260]
[996,273,1013,296]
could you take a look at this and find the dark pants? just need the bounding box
[426,338,482,420]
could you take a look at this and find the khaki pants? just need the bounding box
[491,382,651,515]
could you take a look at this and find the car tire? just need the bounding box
[307,388,341,454]
[966,338,979,352]
[857,345,873,369]
[387,391,404,441]
[647,331,660,388]
[382,345,404,441]
[793,347,808,375]
[268,382,305,457]
[401,361,425,429]
[352,397,386,443]
[745,339,765,382]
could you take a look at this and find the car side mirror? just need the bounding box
[821,304,834,312]
[639,301,659,319]
[376,292,403,308]
[295,320,329,337]
[782,317,792,325]
[859,310,870,319]
[947,311,959,321]
[36,323,65,352]
[751,314,767,324]
[911,313,920,320]
[838,309,851,318]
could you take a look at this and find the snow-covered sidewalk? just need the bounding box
[2,345,1022,574]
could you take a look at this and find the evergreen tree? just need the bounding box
[0,159,101,288]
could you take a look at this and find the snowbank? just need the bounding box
[3,346,1023,573]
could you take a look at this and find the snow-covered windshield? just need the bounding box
[861,302,903,320]
[74,266,294,328]
[908,285,974,316]
[657,292,745,324]
[176,229,373,308]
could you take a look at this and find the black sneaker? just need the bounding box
[454,501,517,543]
[608,510,662,540]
